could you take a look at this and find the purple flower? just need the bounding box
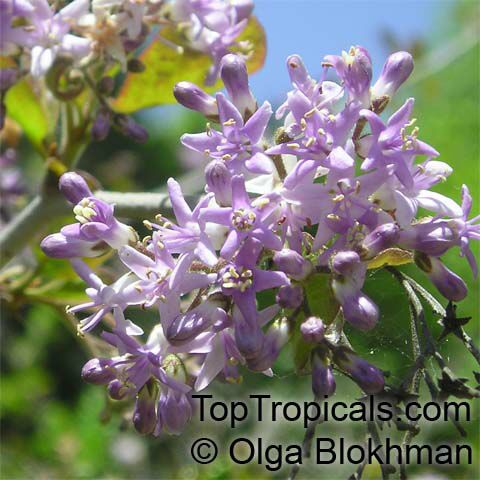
[181,93,273,176]
[154,178,218,266]
[360,98,439,188]
[173,81,218,118]
[199,174,282,259]
[219,238,289,322]
[324,46,372,107]
[41,172,137,258]
[273,248,313,280]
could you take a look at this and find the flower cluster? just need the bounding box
[41,48,479,436]
[0,0,254,133]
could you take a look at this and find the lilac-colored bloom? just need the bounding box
[181,93,274,176]
[372,51,414,100]
[219,238,289,321]
[199,174,282,259]
[360,98,439,188]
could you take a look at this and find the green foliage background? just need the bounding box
[1,2,479,479]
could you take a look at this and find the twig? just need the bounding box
[0,190,199,269]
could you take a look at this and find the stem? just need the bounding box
[0,190,192,269]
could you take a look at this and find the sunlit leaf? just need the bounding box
[367,248,413,269]
[113,16,267,113]
[5,79,49,155]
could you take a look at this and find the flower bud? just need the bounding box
[220,54,257,118]
[331,250,361,277]
[286,54,312,92]
[91,108,111,142]
[115,115,148,143]
[59,172,92,204]
[81,358,115,385]
[133,382,157,435]
[108,379,134,400]
[276,284,303,309]
[341,292,379,331]
[334,348,384,394]
[372,51,414,99]
[300,317,325,343]
[415,253,468,301]
[40,233,104,258]
[359,223,400,260]
[205,160,232,206]
[273,249,313,280]
[312,352,336,398]
[157,390,192,435]
[173,81,218,118]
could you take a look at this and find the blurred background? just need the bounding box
[1,0,479,478]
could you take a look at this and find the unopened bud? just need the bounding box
[276,284,303,309]
[81,358,115,385]
[59,171,92,203]
[333,348,384,394]
[133,382,157,435]
[331,250,361,277]
[372,51,414,99]
[416,254,467,301]
[91,108,111,142]
[300,317,325,343]
[108,379,134,400]
[173,81,218,118]
[116,115,148,143]
[205,160,232,206]
[359,223,400,260]
[273,248,312,280]
[234,314,265,360]
[220,54,257,118]
[312,352,336,398]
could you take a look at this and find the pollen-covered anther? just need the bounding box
[223,118,236,127]
[287,142,300,149]
[327,213,341,221]
[73,199,97,224]
[143,220,153,230]
[252,197,270,209]
[222,154,232,161]
[222,267,253,292]
[305,137,315,148]
[231,209,256,231]
[332,194,345,203]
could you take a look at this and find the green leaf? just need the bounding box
[5,79,49,155]
[304,273,339,326]
[113,16,267,113]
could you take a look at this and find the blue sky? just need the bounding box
[250,0,447,102]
